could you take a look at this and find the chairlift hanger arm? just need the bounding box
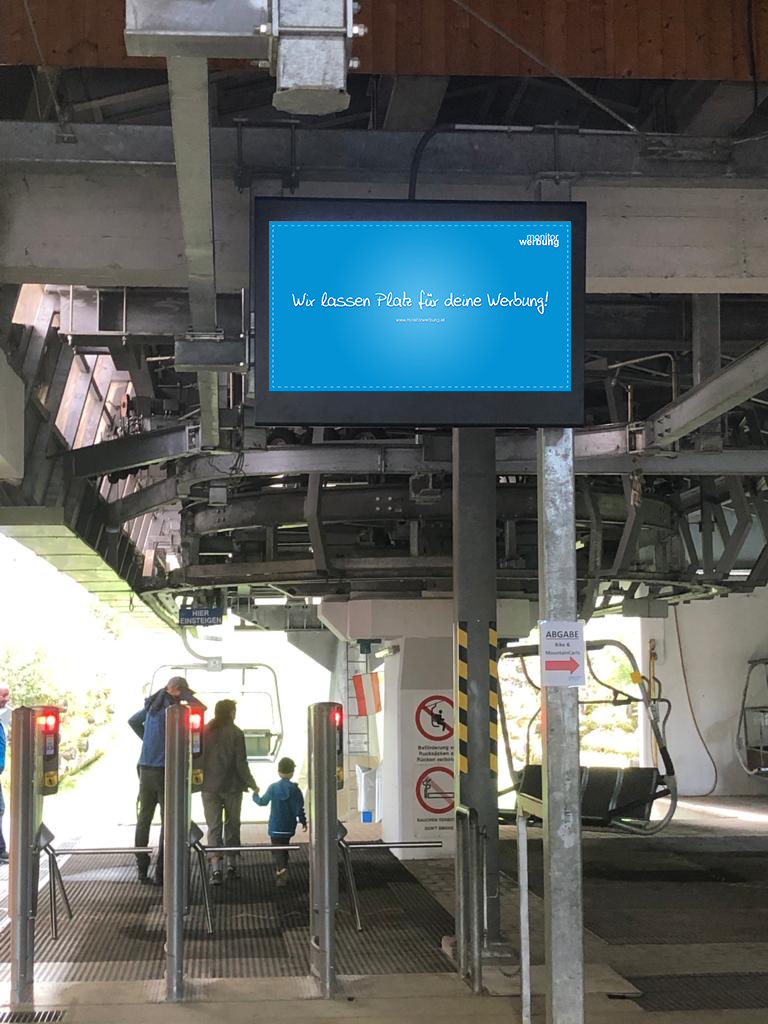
[505,636,678,835]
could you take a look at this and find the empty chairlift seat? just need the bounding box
[517,764,662,827]
[243,727,278,761]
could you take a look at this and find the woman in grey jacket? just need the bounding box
[201,699,256,885]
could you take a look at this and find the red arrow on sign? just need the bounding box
[544,657,580,673]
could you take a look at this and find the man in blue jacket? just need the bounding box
[129,676,205,885]
[253,757,306,887]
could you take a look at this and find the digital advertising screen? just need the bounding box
[250,198,585,426]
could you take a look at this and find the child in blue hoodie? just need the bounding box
[253,756,307,886]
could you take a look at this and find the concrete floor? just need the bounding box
[2,796,768,1022]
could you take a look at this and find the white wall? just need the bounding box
[319,597,536,641]
[380,637,455,859]
[642,591,768,796]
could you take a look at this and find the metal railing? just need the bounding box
[40,836,444,946]
[10,695,444,1005]
[455,804,483,994]
[515,795,538,1024]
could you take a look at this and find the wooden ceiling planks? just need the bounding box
[0,0,766,80]
[638,0,665,81]
[0,0,158,69]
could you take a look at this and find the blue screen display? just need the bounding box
[268,220,571,392]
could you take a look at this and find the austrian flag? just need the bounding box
[352,672,382,716]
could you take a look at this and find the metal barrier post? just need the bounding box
[456,805,483,993]
[308,702,342,998]
[9,708,41,1006]
[455,810,467,979]
[338,839,363,933]
[467,812,483,994]
[164,703,190,1002]
[517,811,532,1024]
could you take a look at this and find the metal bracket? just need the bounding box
[184,329,224,344]
[55,124,78,145]
[409,472,443,504]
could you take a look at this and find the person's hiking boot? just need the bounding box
[137,868,150,884]
[151,872,163,888]
[226,865,240,881]
[275,868,288,888]
[210,869,223,887]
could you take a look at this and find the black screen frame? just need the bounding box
[249,196,585,427]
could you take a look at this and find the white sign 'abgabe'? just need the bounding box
[539,620,585,687]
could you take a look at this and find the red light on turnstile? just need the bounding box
[36,711,59,734]
[188,711,203,731]
[331,709,342,728]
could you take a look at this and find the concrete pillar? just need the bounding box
[452,428,500,940]
[317,597,537,859]
[380,638,455,859]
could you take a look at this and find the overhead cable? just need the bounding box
[20,0,68,130]
[673,606,718,797]
[446,0,641,134]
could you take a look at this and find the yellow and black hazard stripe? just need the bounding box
[489,621,498,777]
[457,622,469,775]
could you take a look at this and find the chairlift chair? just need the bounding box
[146,661,284,764]
[500,638,678,835]
[736,657,768,777]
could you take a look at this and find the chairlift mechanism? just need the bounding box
[147,661,284,764]
[500,638,677,835]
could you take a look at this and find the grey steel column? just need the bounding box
[691,294,722,452]
[308,702,340,998]
[164,704,190,1002]
[452,427,500,942]
[9,708,41,1007]
[537,428,584,1024]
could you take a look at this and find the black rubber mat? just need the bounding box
[0,846,453,980]
[500,833,768,945]
[628,972,768,1011]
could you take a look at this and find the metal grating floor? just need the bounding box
[499,833,768,945]
[627,972,768,1012]
[0,1014,66,1023]
[0,847,453,982]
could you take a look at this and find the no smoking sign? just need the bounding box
[416,766,454,814]
[415,695,454,741]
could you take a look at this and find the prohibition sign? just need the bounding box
[415,694,454,742]
[416,766,454,814]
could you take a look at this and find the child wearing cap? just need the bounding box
[253,756,307,886]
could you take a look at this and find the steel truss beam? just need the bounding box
[68,425,193,477]
[646,340,768,448]
[2,121,764,181]
[181,440,768,485]
[156,559,735,599]
[79,431,768,508]
[6,122,768,293]
[179,485,672,535]
[105,476,181,527]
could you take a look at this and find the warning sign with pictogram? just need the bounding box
[415,694,454,742]
[415,766,455,815]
